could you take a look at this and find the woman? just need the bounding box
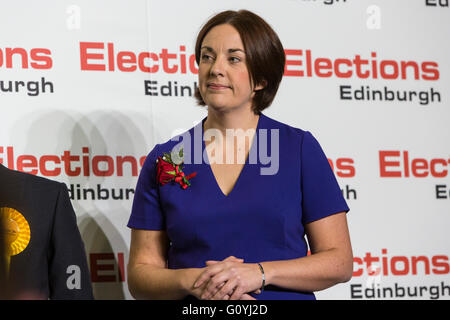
[127,10,353,300]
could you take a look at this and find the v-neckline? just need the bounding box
[201,113,263,198]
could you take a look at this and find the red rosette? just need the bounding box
[155,154,197,189]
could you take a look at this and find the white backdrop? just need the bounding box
[1,0,449,299]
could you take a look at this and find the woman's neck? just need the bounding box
[204,107,260,136]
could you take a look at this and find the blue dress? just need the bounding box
[127,113,349,300]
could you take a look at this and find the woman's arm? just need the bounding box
[127,229,203,300]
[128,229,257,300]
[195,212,353,299]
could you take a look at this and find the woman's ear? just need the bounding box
[254,79,267,91]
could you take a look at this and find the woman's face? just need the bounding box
[198,24,263,113]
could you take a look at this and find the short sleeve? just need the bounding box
[301,131,349,224]
[127,144,165,230]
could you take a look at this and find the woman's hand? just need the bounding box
[194,256,262,300]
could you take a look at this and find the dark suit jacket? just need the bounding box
[0,164,93,299]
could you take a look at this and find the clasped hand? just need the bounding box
[191,256,262,300]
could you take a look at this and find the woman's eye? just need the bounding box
[201,54,213,61]
[229,57,241,63]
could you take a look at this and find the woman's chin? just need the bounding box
[205,102,232,113]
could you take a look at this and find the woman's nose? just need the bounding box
[210,56,225,76]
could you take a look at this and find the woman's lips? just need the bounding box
[207,83,230,90]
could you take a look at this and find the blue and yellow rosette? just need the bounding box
[0,207,30,277]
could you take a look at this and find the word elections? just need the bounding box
[379,151,450,178]
[80,42,197,74]
[171,127,280,175]
[0,146,146,177]
[352,248,449,277]
[283,50,439,80]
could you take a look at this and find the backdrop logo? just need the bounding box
[0,47,54,96]
[379,150,450,199]
[284,50,439,80]
[0,47,52,70]
[284,50,441,106]
[0,146,146,177]
[353,249,449,277]
[351,248,450,299]
[379,151,449,178]
[79,42,197,74]
[0,146,146,201]
[78,42,442,105]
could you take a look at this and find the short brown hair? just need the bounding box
[194,10,285,114]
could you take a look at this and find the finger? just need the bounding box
[196,258,242,291]
[211,279,237,300]
[195,260,233,288]
[202,272,232,299]
[212,283,235,300]
[225,256,244,262]
[197,258,240,289]
[209,281,226,299]
[206,256,242,265]
[206,257,242,266]
[194,267,218,288]
[253,289,262,294]
[193,274,207,289]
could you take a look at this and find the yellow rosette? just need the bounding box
[0,207,30,277]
